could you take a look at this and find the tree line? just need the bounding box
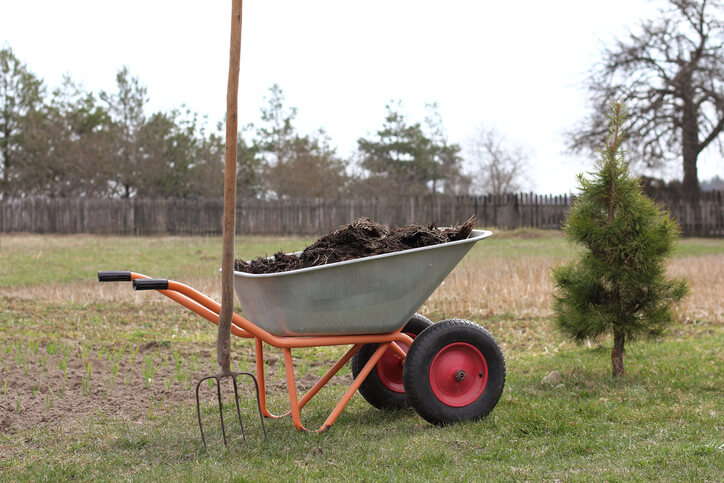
[1,47,491,201]
[2,1,721,201]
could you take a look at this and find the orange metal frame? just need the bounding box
[128,272,413,432]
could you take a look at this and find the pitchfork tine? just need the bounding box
[239,372,268,441]
[196,372,266,448]
[231,376,246,443]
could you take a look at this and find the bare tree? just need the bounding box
[569,0,724,199]
[467,126,528,196]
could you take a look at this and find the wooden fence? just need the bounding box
[1,192,722,237]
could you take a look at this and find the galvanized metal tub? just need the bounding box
[233,229,492,336]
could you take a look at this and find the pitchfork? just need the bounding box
[195,371,266,447]
[195,0,266,447]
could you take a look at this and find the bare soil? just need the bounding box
[235,216,476,274]
[0,341,338,434]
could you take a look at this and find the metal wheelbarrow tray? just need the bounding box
[235,229,493,336]
[98,228,506,436]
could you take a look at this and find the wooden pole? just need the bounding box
[217,0,242,375]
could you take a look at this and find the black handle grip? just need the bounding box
[98,271,132,282]
[132,279,169,291]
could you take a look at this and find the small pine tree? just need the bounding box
[552,102,688,377]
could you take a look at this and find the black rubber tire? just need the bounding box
[403,319,505,425]
[351,314,433,409]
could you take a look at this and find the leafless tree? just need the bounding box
[467,126,528,196]
[568,0,724,199]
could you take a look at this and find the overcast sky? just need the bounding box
[1,0,720,193]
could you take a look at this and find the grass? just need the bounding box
[0,235,308,288]
[4,230,723,289]
[2,335,721,481]
[0,230,722,481]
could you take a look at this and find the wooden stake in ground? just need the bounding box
[217,0,242,375]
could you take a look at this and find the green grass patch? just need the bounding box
[473,231,724,259]
[0,235,311,287]
[0,232,722,480]
[2,232,721,288]
[1,330,721,481]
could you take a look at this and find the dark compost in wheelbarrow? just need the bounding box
[234,216,476,274]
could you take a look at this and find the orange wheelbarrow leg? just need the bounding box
[283,343,392,432]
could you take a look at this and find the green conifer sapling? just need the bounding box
[552,102,688,377]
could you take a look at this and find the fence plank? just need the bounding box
[1,193,722,237]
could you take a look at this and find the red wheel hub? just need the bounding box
[376,334,414,393]
[429,342,488,407]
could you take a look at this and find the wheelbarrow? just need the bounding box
[97,228,505,441]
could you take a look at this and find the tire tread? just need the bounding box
[403,319,506,425]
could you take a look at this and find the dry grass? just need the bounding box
[427,255,559,319]
[418,253,724,356]
[1,275,222,306]
[668,255,724,324]
[426,255,724,326]
[4,251,722,323]
[3,234,721,356]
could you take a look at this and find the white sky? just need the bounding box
[1,0,720,193]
